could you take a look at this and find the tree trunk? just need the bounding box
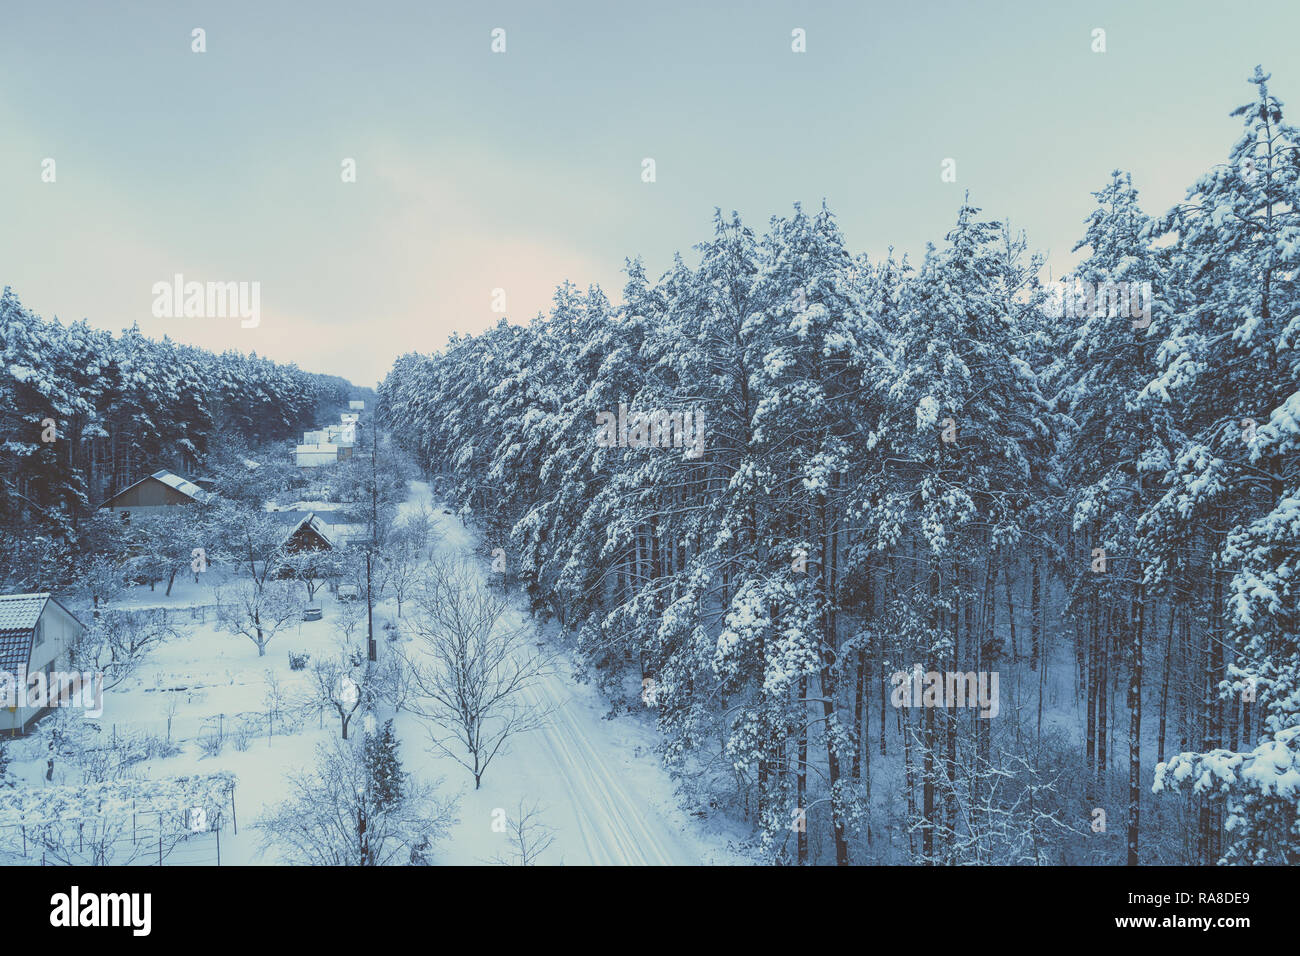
[1030,552,1041,670]
[796,675,808,866]
[1157,607,1174,766]
[1127,584,1144,866]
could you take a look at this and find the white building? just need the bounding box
[341,413,360,426]
[0,593,85,733]
[326,424,356,445]
[295,443,340,467]
[348,400,365,411]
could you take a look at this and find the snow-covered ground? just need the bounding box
[395,480,749,865]
[2,480,750,865]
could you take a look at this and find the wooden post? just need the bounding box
[216,825,221,866]
[159,812,163,865]
[230,786,237,835]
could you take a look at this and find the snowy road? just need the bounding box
[401,480,723,866]
[518,674,682,865]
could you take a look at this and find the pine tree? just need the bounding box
[364,719,406,812]
[1148,66,1300,865]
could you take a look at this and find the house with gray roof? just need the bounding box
[0,593,84,734]
[98,469,209,523]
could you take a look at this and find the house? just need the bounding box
[348,400,365,411]
[340,413,360,426]
[0,594,85,734]
[279,512,339,553]
[274,509,365,548]
[99,469,208,522]
[295,443,340,467]
[303,429,331,444]
[325,424,356,445]
[324,424,357,459]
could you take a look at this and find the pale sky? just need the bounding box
[2,0,1297,386]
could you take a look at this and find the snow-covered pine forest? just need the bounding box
[0,286,352,572]
[379,67,1300,866]
[1,66,1297,871]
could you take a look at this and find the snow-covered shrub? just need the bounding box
[231,714,264,752]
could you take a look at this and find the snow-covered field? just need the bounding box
[2,481,750,866]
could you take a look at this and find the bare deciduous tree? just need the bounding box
[215,579,304,657]
[487,798,557,866]
[258,735,457,866]
[68,610,174,691]
[398,501,440,559]
[310,646,372,740]
[276,547,343,603]
[405,557,551,789]
[384,545,419,618]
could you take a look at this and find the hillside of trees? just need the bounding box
[0,287,360,584]
[378,68,1300,865]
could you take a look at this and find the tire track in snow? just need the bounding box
[554,708,678,865]
[524,689,612,865]
[522,679,651,864]
[524,673,681,865]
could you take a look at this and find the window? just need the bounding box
[33,618,44,646]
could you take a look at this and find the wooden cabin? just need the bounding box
[99,470,207,523]
[280,512,339,553]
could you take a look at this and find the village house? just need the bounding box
[348,400,365,411]
[279,512,339,553]
[98,469,208,523]
[277,510,365,549]
[295,443,341,467]
[325,424,357,458]
[0,594,85,734]
[326,423,356,443]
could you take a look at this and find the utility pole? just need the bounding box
[366,551,376,662]
[367,415,378,662]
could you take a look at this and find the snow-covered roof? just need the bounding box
[329,523,367,545]
[100,469,208,508]
[0,593,82,675]
[279,512,338,549]
[150,469,205,499]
